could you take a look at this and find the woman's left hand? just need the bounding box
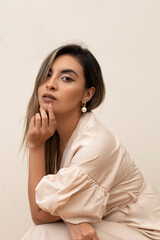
[64,222,99,240]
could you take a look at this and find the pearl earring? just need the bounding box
[81,103,87,113]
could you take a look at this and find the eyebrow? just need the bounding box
[60,69,79,77]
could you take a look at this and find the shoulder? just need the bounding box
[71,112,121,163]
[68,112,126,186]
[77,112,119,149]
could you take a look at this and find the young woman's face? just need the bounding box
[38,54,90,116]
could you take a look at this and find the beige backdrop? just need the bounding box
[0,0,160,239]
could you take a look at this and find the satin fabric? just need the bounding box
[21,112,160,239]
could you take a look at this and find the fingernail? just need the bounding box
[49,103,52,108]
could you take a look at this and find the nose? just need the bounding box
[46,76,58,90]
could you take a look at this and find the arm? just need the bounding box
[28,104,61,225]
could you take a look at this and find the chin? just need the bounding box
[41,102,57,113]
[39,102,49,112]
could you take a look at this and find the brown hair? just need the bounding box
[23,43,105,174]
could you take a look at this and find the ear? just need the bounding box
[82,87,95,103]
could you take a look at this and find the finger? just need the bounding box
[35,113,41,129]
[93,236,99,240]
[92,234,99,240]
[39,106,48,128]
[29,116,35,129]
[91,230,99,240]
[48,103,56,127]
[89,227,99,240]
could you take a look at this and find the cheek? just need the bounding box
[37,86,44,103]
[63,86,85,102]
[38,84,44,96]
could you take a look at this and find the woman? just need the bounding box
[21,44,160,240]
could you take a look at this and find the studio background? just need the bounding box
[0,0,160,239]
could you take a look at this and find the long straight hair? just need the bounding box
[22,44,106,174]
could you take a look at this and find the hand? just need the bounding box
[65,222,99,240]
[28,103,57,149]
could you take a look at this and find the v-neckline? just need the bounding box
[58,112,91,170]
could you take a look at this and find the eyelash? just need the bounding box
[47,72,52,77]
[61,76,73,82]
[47,71,74,82]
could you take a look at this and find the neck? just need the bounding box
[55,110,83,151]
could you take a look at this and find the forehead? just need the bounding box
[51,55,83,73]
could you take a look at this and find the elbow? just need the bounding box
[30,207,61,225]
[33,220,44,225]
[33,219,41,225]
[32,215,41,225]
[31,210,45,225]
[32,216,48,225]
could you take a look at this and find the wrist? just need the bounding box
[29,143,45,152]
[28,143,46,172]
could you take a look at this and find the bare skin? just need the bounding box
[65,222,99,240]
[27,55,98,239]
[28,104,61,224]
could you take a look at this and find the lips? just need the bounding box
[42,93,57,101]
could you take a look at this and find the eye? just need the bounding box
[61,76,74,82]
[47,70,52,77]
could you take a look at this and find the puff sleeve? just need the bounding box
[35,165,109,224]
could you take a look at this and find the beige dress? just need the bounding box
[21,112,160,240]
